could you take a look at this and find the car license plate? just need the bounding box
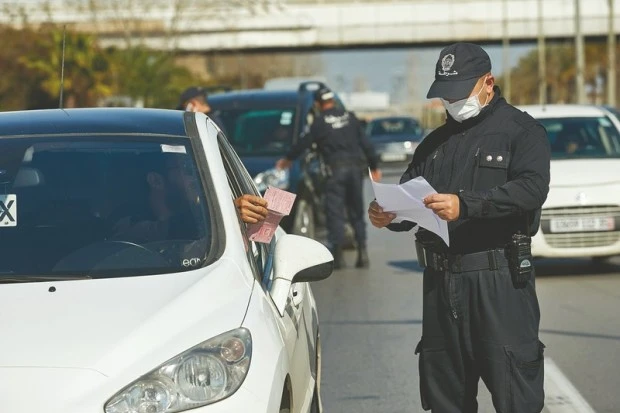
[380,153,407,162]
[549,216,615,233]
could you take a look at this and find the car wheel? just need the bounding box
[310,389,320,413]
[292,198,315,239]
[311,334,323,413]
[591,256,613,265]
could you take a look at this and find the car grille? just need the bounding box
[542,205,620,248]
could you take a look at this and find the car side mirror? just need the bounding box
[270,234,333,316]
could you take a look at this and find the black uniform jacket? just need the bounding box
[388,87,551,254]
[286,107,379,170]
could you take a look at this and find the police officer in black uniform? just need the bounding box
[277,87,382,269]
[177,86,227,134]
[368,43,551,412]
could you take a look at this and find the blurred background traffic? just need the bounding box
[0,0,617,122]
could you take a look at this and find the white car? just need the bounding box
[519,104,620,259]
[0,108,332,413]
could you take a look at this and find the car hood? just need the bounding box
[371,134,419,144]
[0,258,252,376]
[550,158,620,187]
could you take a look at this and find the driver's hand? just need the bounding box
[235,194,269,224]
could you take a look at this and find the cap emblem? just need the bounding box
[439,54,458,76]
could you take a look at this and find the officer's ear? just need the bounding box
[483,73,495,93]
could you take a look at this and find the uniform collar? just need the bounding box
[445,86,503,130]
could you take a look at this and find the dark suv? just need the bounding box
[209,82,341,239]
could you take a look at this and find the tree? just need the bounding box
[105,46,205,108]
[19,29,112,108]
[500,41,620,105]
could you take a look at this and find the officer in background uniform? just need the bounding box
[178,87,268,226]
[177,86,227,134]
[368,43,551,412]
[277,87,382,269]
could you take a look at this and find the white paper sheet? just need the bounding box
[369,171,450,246]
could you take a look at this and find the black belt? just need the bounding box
[415,242,508,273]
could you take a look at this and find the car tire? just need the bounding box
[292,198,315,239]
[591,256,613,265]
[311,334,323,413]
[310,388,320,413]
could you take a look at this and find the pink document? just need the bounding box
[246,187,297,243]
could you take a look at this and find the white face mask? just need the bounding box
[441,79,489,122]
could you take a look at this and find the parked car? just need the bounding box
[0,108,332,413]
[366,116,424,165]
[209,82,346,240]
[519,104,620,260]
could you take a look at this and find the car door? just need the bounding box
[218,133,314,411]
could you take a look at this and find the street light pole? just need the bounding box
[503,0,511,102]
[538,0,547,104]
[575,0,587,103]
[608,0,616,107]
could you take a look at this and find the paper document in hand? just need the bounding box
[369,170,450,246]
[246,187,296,244]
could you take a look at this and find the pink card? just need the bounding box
[246,187,297,244]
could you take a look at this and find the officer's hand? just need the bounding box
[370,168,382,182]
[235,194,269,224]
[276,158,292,170]
[368,200,396,228]
[423,194,460,222]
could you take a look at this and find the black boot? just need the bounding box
[331,247,345,269]
[355,246,369,268]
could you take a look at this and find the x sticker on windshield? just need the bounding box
[0,195,17,227]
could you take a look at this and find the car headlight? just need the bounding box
[254,168,289,192]
[105,328,252,413]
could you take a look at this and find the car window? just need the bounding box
[539,117,620,159]
[367,118,422,138]
[0,136,213,279]
[218,108,297,156]
[217,133,274,286]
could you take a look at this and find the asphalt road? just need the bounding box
[311,169,620,413]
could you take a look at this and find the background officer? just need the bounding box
[177,86,226,133]
[368,43,551,412]
[277,87,381,269]
[178,87,268,226]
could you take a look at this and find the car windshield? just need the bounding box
[218,108,297,156]
[0,136,213,280]
[368,118,422,138]
[539,117,620,159]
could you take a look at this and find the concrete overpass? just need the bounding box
[0,0,618,51]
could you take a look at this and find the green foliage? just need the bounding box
[105,47,202,108]
[499,41,619,105]
[0,27,206,110]
[19,29,112,108]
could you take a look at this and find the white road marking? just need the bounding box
[545,358,596,413]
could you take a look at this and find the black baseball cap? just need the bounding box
[426,43,492,100]
[177,86,206,110]
[314,86,335,102]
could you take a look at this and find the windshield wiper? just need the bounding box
[0,273,92,284]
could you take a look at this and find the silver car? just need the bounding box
[366,116,423,164]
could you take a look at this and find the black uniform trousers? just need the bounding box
[324,165,366,249]
[415,254,545,413]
